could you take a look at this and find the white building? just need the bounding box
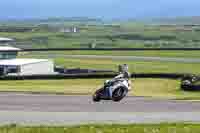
[0,37,14,46]
[60,27,79,33]
[0,46,21,59]
[0,59,55,76]
[0,45,56,76]
[0,37,13,42]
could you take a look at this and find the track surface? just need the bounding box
[1,93,200,125]
[0,93,200,112]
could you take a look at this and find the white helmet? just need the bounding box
[118,64,129,73]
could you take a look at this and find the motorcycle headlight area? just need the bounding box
[104,80,110,84]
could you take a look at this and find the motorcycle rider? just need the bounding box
[106,64,131,98]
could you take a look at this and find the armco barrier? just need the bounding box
[0,73,117,80]
[181,84,200,91]
[134,73,185,79]
[0,73,188,80]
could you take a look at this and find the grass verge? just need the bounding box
[23,50,200,58]
[1,123,200,133]
[1,78,200,100]
[54,58,200,74]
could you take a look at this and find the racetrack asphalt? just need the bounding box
[0,93,200,125]
[0,93,200,112]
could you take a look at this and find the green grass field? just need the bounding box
[20,50,200,74]
[1,123,200,133]
[54,58,200,74]
[18,53,200,74]
[1,78,200,99]
[23,50,200,58]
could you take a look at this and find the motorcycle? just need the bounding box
[93,64,132,102]
[181,75,200,91]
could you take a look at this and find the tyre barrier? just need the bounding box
[0,73,189,80]
[133,73,184,79]
[0,73,118,80]
[181,84,200,91]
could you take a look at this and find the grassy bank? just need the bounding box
[1,123,200,133]
[1,78,200,99]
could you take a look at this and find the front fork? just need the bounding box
[105,87,112,98]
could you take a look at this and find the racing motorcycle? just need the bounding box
[92,64,132,102]
[181,75,200,91]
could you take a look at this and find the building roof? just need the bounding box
[0,59,51,66]
[0,37,13,42]
[0,46,21,51]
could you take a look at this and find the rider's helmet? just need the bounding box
[118,64,128,73]
[118,64,130,79]
[191,75,197,83]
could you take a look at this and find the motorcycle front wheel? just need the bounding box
[112,86,128,102]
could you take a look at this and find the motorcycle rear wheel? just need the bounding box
[92,88,104,102]
[92,93,101,102]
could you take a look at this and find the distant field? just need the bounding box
[1,78,200,99]
[1,123,200,133]
[1,22,200,49]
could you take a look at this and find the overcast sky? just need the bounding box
[0,0,199,20]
